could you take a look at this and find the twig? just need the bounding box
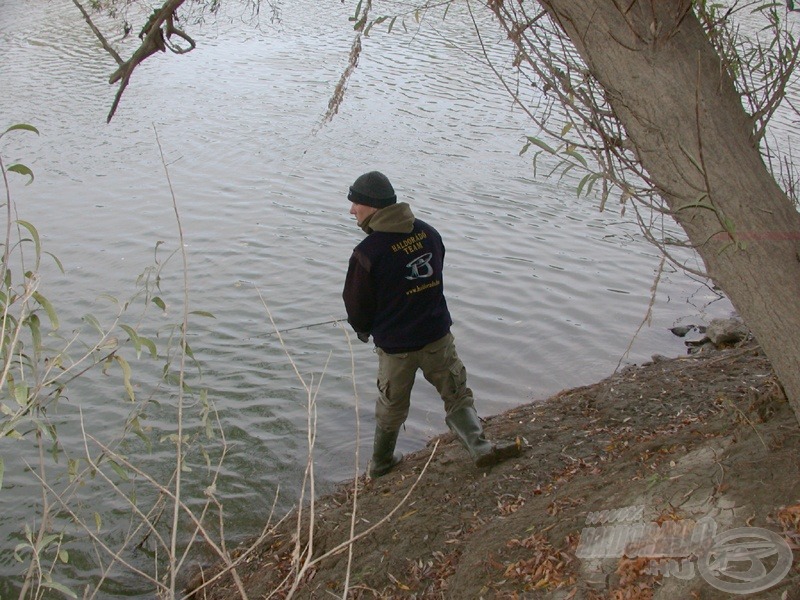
[0,136,15,295]
[342,327,360,600]
[725,398,768,450]
[179,501,287,600]
[703,344,760,366]
[106,0,193,122]
[84,431,250,596]
[26,457,166,592]
[152,125,252,600]
[71,0,123,65]
[17,430,51,599]
[253,289,328,599]
[302,441,438,574]
[175,397,231,578]
[153,123,192,598]
[616,255,665,371]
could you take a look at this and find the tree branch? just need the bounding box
[71,0,123,66]
[106,0,194,122]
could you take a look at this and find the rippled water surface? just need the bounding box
[0,0,746,595]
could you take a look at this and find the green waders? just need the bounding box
[369,426,403,478]
[445,406,521,468]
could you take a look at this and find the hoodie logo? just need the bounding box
[406,253,434,280]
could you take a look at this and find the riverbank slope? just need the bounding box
[191,340,800,599]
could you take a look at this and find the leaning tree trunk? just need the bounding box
[538,0,800,420]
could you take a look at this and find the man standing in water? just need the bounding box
[343,171,521,478]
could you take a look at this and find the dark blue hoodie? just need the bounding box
[343,202,452,352]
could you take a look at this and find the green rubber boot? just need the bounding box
[446,406,521,468]
[369,426,403,478]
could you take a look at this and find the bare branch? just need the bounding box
[106,0,196,122]
[71,0,123,65]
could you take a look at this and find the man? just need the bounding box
[343,170,521,478]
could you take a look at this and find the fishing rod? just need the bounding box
[261,317,348,337]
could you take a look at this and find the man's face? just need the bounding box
[350,202,378,225]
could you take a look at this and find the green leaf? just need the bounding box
[32,291,59,330]
[559,163,577,182]
[564,148,588,168]
[524,136,556,155]
[531,150,543,177]
[108,459,129,481]
[14,384,29,407]
[152,296,166,311]
[189,310,215,319]
[119,324,141,357]
[7,164,35,185]
[113,355,135,401]
[35,533,60,553]
[363,20,375,36]
[94,512,102,532]
[17,220,41,259]
[365,15,388,36]
[577,173,600,198]
[4,124,39,135]
[14,542,29,562]
[83,313,103,335]
[36,419,58,443]
[26,313,42,351]
[45,251,65,274]
[129,417,152,450]
[59,549,69,563]
[753,2,783,12]
[599,185,610,212]
[139,336,158,358]
[68,458,79,483]
[39,581,77,599]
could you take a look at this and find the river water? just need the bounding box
[0,0,741,595]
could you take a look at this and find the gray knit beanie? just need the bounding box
[348,171,397,208]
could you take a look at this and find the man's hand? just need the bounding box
[357,332,370,343]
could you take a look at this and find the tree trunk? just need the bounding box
[538,0,800,420]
